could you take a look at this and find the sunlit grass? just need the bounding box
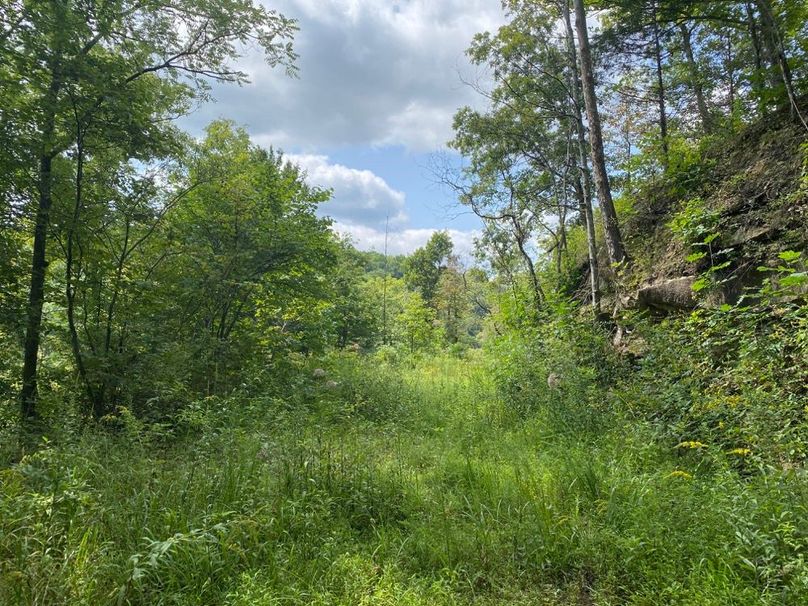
[2,353,807,604]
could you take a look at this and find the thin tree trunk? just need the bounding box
[382,214,389,345]
[557,201,567,273]
[679,23,711,132]
[85,219,132,418]
[652,6,669,165]
[105,221,130,356]
[725,30,737,114]
[65,132,98,412]
[576,173,601,312]
[512,220,544,312]
[562,0,600,314]
[745,1,765,105]
[754,0,807,129]
[573,0,627,266]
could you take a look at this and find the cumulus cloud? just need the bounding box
[334,221,479,258]
[180,1,501,251]
[288,153,407,227]
[185,0,504,152]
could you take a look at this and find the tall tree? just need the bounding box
[573,0,628,266]
[449,2,586,312]
[5,0,297,426]
[678,22,713,131]
[754,0,807,129]
[560,0,601,313]
[404,232,454,305]
[166,122,334,396]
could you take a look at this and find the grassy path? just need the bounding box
[2,354,807,604]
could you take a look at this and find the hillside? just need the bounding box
[622,107,808,312]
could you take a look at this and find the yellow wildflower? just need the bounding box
[676,441,708,449]
[728,448,752,456]
[668,470,693,480]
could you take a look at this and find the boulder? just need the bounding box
[637,277,697,312]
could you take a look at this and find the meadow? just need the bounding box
[3,350,806,605]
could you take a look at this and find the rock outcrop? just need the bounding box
[637,277,697,312]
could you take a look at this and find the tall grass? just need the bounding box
[2,352,807,604]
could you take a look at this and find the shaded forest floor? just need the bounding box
[2,354,808,605]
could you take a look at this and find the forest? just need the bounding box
[0,0,807,604]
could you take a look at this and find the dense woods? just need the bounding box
[1,0,807,604]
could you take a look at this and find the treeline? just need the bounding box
[447,0,808,472]
[0,0,305,431]
[339,231,492,354]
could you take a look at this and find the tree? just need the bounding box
[404,232,454,305]
[573,0,628,266]
[435,255,469,344]
[450,0,599,313]
[41,120,335,416]
[4,0,298,426]
[165,122,334,397]
[560,0,601,313]
[399,292,438,355]
[678,20,713,131]
[329,241,379,350]
[754,0,807,129]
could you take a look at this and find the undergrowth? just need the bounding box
[2,319,808,604]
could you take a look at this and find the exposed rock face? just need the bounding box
[637,277,697,312]
[610,113,808,319]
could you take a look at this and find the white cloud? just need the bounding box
[185,0,505,152]
[180,1,503,252]
[334,221,479,258]
[288,153,407,227]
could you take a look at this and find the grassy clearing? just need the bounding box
[2,353,807,605]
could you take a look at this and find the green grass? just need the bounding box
[2,353,808,604]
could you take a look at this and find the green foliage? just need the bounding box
[668,197,720,245]
[404,232,453,305]
[666,195,738,294]
[1,0,807,604]
[664,135,718,192]
[4,348,808,604]
[485,301,616,432]
[623,252,808,466]
[399,293,439,355]
[355,250,407,279]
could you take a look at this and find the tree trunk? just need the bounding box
[573,0,627,266]
[512,220,544,312]
[678,23,711,132]
[745,1,765,105]
[65,133,99,413]
[20,67,63,426]
[652,6,668,165]
[20,154,53,424]
[725,30,737,113]
[382,215,389,345]
[754,0,807,129]
[562,0,600,314]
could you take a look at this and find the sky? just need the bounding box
[179,0,507,256]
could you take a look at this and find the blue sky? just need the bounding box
[179,0,506,255]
